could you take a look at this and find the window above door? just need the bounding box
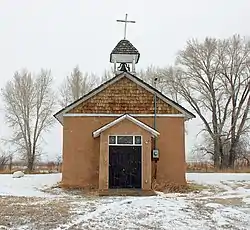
[109,135,142,146]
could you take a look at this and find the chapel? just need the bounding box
[54,14,195,191]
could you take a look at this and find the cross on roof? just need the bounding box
[117,14,135,40]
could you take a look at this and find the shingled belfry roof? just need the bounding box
[110,39,140,63]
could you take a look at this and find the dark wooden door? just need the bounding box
[109,146,142,189]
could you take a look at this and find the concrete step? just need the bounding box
[99,189,156,196]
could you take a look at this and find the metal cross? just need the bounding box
[117,14,135,39]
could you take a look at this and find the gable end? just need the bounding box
[70,77,181,115]
[54,72,195,124]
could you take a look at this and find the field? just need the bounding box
[0,173,250,230]
[186,162,250,173]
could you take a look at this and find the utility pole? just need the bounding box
[153,77,159,180]
[153,77,158,149]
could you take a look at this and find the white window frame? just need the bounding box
[108,135,142,146]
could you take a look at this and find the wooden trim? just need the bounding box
[111,54,139,63]
[108,135,143,146]
[64,113,185,117]
[93,114,160,138]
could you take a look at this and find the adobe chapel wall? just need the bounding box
[62,116,186,189]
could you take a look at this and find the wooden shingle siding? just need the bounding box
[69,77,181,114]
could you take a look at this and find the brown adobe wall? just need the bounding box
[61,116,186,189]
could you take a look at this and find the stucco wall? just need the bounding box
[62,116,186,189]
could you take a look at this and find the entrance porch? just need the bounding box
[92,114,159,191]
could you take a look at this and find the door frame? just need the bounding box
[108,135,143,189]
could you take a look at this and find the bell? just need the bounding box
[119,63,128,72]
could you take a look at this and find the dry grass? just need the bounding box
[152,179,206,193]
[2,162,250,174]
[0,196,71,230]
[55,182,101,197]
[186,162,250,173]
[0,164,62,174]
[209,197,245,206]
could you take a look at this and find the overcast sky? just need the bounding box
[0,0,249,161]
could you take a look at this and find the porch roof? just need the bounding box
[92,114,160,138]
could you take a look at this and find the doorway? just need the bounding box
[108,135,142,189]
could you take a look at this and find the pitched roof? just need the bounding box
[54,71,196,124]
[93,114,160,138]
[110,39,140,63]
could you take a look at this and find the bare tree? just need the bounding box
[0,146,13,172]
[137,65,181,103]
[217,35,250,167]
[1,69,56,172]
[59,66,99,107]
[234,135,250,167]
[173,38,223,168]
[55,154,62,172]
[0,150,10,171]
[194,133,232,168]
[100,68,114,83]
[170,35,250,168]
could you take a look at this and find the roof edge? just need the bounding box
[53,72,125,124]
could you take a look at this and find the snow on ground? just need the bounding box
[188,173,250,187]
[0,173,61,197]
[0,173,250,230]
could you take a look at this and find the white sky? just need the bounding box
[0,0,249,161]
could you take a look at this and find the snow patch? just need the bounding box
[0,173,61,197]
[205,203,224,208]
[13,171,24,178]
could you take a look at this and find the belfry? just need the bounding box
[110,14,140,75]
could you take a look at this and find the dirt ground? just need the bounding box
[0,196,72,230]
[0,173,250,230]
[1,191,250,230]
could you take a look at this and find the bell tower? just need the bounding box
[110,14,140,75]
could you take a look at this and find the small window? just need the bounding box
[135,136,142,144]
[109,136,116,144]
[117,136,133,144]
